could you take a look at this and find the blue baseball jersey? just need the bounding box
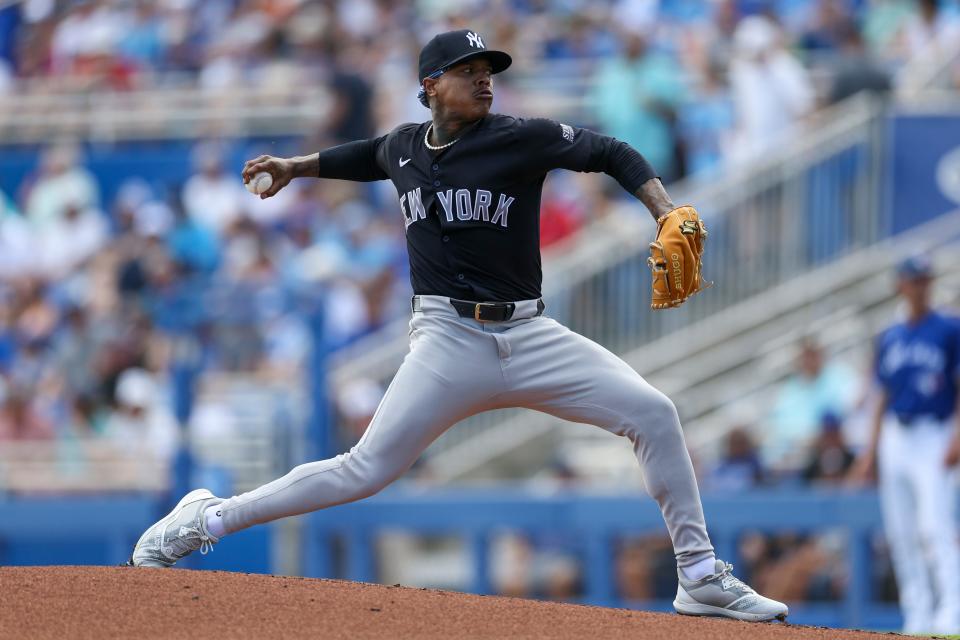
[875,310,960,422]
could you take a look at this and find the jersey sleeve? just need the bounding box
[515,118,658,193]
[516,118,594,172]
[316,135,389,182]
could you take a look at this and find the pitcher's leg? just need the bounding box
[497,318,787,621]
[500,318,712,567]
[498,318,787,621]
[219,333,499,533]
[130,313,505,567]
[538,375,711,567]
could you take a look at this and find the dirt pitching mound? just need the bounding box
[0,566,897,639]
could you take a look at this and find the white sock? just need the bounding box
[681,555,717,581]
[204,504,226,539]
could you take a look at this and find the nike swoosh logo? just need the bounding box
[399,157,411,167]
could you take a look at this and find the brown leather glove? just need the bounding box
[647,205,710,309]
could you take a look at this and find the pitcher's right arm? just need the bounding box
[242,136,389,199]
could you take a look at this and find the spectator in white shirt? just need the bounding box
[727,16,815,165]
[103,367,179,464]
[181,142,246,235]
[50,0,126,74]
[0,191,33,280]
[900,0,960,59]
[24,142,100,230]
[38,202,108,279]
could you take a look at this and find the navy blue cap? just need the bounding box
[897,255,934,279]
[820,411,843,432]
[418,30,512,83]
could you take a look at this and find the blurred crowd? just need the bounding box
[2,0,958,177]
[710,337,864,489]
[0,137,405,472]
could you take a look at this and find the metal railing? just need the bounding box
[0,83,335,143]
[0,50,884,145]
[0,441,169,492]
[0,62,594,143]
[1,13,951,144]
[0,374,304,495]
[327,94,890,476]
[0,435,273,494]
[189,373,308,493]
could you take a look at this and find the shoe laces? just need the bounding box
[197,530,214,556]
[167,525,215,558]
[718,563,753,593]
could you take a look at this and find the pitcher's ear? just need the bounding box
[423,77,438,98]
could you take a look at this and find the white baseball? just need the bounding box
[245,171,273,195]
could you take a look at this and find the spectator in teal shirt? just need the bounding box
[590,31,684,182]
[766,338,858,472]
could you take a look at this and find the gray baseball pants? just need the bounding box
[218,295,715,568]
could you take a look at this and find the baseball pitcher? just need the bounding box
[128,29,786,622]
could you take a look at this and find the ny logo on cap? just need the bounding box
[466,32,484,49]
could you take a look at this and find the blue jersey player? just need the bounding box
[854,256,960,634]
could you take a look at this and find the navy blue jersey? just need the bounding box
[315,113,656,301]
[875,311,960,422]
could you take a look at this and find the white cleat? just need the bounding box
[127,488,223,568]
[674,559,788,622]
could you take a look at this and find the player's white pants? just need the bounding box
[218,295,715,568]
[878,415,960,634]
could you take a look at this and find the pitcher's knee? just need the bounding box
[338,446,405,500]
[350,477,390,502]
[353,464,399,499]
[651,392,680,424]
[623,391,682,441]
[639,388,680,424]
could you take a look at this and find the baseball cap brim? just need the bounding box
[425,50,512,80]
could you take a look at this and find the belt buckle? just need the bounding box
[474,302,495,322]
